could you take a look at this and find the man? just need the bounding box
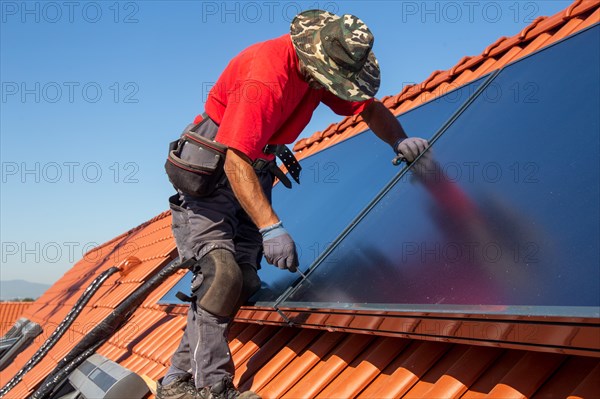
[159,9,429,399]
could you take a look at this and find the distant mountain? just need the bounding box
[0,280,50,301]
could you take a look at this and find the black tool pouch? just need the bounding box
[165,119,227,197]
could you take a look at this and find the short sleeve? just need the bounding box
[214,80,282,160]
[320,90,374,116]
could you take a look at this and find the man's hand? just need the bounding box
[260,222,298,272]
[360,100,429,164]
[394,137,429,163]
[409,147,437,182]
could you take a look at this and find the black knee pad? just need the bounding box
[240,263,261,303]
[192,249,243,317]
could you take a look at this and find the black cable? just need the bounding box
[0,266,120,398]
[29,258,193,399]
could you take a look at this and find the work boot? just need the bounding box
[198,376,261,399]
[157,375,199,399]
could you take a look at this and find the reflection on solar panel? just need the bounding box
[280,25,600,317]
[159,77,488,305]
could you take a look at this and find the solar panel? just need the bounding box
[159,77,488,305]
[279,25,600,318]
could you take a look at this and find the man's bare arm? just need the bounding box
[224,148,279,229]
[224,148,298,271]
[361,99,407,145]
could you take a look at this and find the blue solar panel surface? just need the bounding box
[158,77,488,305]
[280,26,600,317]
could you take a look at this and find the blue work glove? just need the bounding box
[260,221,298,272]
[393,137,429,164]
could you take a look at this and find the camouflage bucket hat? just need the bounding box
[291,9,380,101]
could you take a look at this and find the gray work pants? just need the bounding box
[164,119,274,388]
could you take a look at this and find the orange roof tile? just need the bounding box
[1,2,599,398]
[0,302,33,329]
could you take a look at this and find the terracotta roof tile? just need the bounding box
[282,333,374,398]
[486,351,566,398]
[483,36,509,57]
[97,344,129,362]
[570,363,600,397]
[423,346,503,398]
[229,323,262,353]
[235,326,299,388]
[145,362,167,380]
[232,326,279,370]
[451,68,478,87]
[118,257,174,284]
[94,282,141,308]
[315,337,407,398]
[493,46,525,68]
[405,344,471,398]
[120,311,167,350]
[120,353,148,374]
[582,6,600,27]
[531,356,600,398]
[149,326,187,365]
[359,340,451,398]
[461,350,526,399]
[3,319,600,399]
[0,302,33,327]
[240,328,320,392]
[258,331,344,398]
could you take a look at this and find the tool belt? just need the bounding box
[165,113,302,196]
[165,115,227,197]
[254,144,302,189]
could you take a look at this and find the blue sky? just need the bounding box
[1,0,571,284]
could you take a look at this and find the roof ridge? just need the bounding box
[293,0,600,154]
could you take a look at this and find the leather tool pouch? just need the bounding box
[165,120,227,197]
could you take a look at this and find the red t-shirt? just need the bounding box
[198,34,373,161]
